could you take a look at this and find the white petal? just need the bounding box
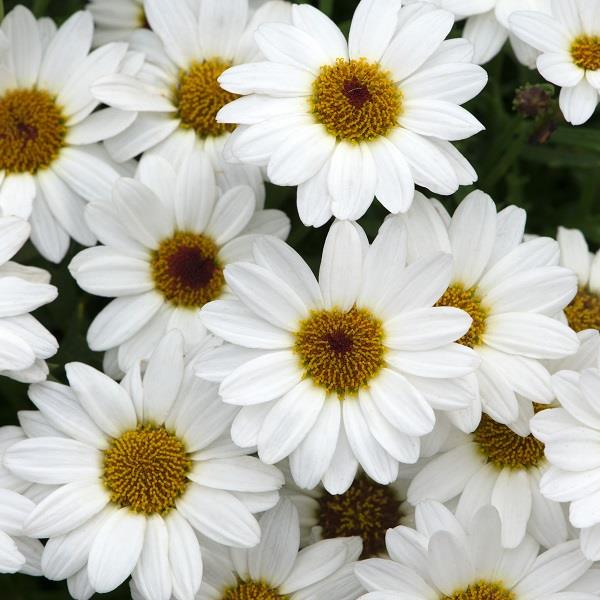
[258,379,326,464]
[65,362,137,437]
[88,508,146,593]
[349,0,402,62]
[176,484,260,547]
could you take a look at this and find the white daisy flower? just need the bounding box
[355,500,597,600]
[88,0,146,46]
[156,499,364,600]
[91,0,292,204]
[69,151,290,373]
[197,218,481,493]
[0,6,138,263]
[0,215,57,383]
[398,190,580,430]
[531,365,600,560]
[557,226,600,333]
[283,465,413,558]
[217,0,487,225]
[510,0,600,125]
[406,0,551,66]
[407,329,599,552]
[3,331,284,598]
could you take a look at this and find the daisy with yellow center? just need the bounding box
[399,190,579,431]
[511,0,600,125]
[69,151,290,373]
[407,404,567,550]
[4,332,284,598]
[217,0,486,226]
[198,218,481,493]
[91,0,292,206]
[284,467,413,559]
[355,501,594,600]
[556,226,600,333]
[179,500,364,600]
[0,6,137,263]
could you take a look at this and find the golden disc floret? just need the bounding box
[175,59,239,138]
[221,581,288,600]
[311,58,402,142]
[318,474,402,558]
[473,414,545,470]
[0,89,66,174]
[571,35,600,71]
[435,284,488,348]
[446,581,516,600]
[103,425,191,515]
[294,307,386,396]
[151,231,225,308]
[564,288,600,332]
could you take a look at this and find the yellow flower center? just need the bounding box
[564,287,600,332]
[435,284,488,348]
[318,474,403,558]
[175,59,239,138]
[0,89,66,174]
[310,58,402,142]
[151,231,225,309]
[570,35,600,71]
[473,413,545,470]
[294,307,386,396]
[103,426,191,515]
[221,581,287,600]
[445,581,515,600]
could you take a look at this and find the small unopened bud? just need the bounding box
[513,84,556,119]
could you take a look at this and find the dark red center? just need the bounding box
[167,246,218,290]
[325,331,354,354]
[343,77,371,108]
[17,122,38,141]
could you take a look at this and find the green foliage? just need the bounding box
[1,0,599,598]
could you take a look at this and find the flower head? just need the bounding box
[0,6,135,262]
[69,151,289,372]
[218,0,486,225]
[399,190,579,430]
[511,0,600,125]
[197,218,481,493]
[4,331,284,597]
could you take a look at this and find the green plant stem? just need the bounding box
[480,120,530,190]
[0,0,4,21]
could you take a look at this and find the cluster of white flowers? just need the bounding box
[0,0,598,599]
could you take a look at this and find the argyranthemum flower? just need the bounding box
[91,0,292,203]
[557,226,600,333]
[510,0,600,125]
[283,466,413,558]
[0,6,137,262]
[197,218,480,493]
[217,0,486,225]
[0,215,57,383]
[69,151,289,372]
[406,0,550,66]
[4,331,284,597]
[355,500,595,600]
[398,190,579,430]
[163,499,364,600]
[531,366,600,560]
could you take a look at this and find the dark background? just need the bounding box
[1,0,599,597]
